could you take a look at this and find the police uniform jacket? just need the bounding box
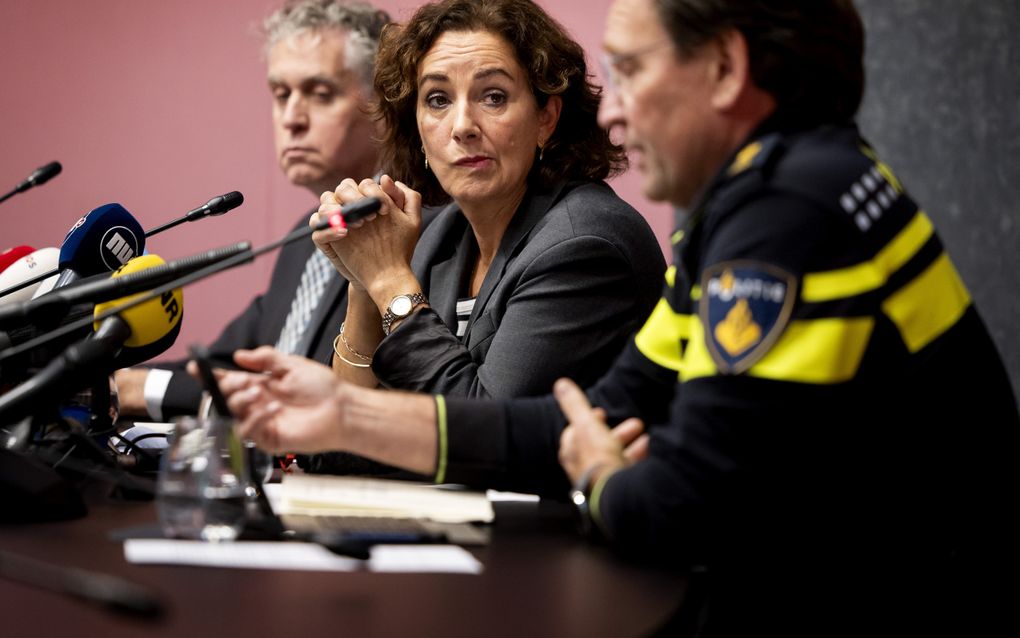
[434,123,1020,634]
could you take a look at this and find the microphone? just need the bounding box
[0,242,249,331]
[0,255,184,425]
[0,204,145,300]
[49,203,145,290]
[0,196,380,370]
[0,246,35,274]
[0,161,62,205]
[0,189,242,300]
[325,196,381,227]
[90,254,185,368]
[0,247,60,306]
[144,191,244,238]
[0,192,243,302]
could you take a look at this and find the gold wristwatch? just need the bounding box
[381,292,427,335]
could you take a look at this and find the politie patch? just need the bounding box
[700,261,797,374]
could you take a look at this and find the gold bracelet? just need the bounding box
[333,334,371,368]
[339,321,372,362]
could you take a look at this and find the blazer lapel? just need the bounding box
[412,203,466,330]
[464,180,569,340]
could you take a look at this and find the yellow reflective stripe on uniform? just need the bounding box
[678,317,717,381]
[748,317,874,383]
[434,395,448,484]
[664,264,676,288]
[634,298,688,372]
[882,253,971,353]
[801,210,934,302]
[681,315,873,384]
[802,261,885,302]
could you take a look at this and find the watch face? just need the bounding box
[391,295,413,316]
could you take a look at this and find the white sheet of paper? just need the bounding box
[367,545,484,574]
[485,490,541,503]
[123,539,483,574]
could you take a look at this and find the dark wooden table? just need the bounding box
[0,491,687,637]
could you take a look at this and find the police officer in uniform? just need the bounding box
[220,0,1020,633]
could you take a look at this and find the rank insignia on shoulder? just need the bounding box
[700,261,797,374]
[727,133,783,176]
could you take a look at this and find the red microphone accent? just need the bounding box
[328,213,346,230]
[0,246,36,273]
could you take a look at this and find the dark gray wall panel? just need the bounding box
[855,0,1020,403]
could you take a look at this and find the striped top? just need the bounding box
[455,297,476,339]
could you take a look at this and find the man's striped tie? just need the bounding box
[275,251,335,355]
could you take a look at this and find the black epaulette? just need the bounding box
[705,132,786,218]
[763,126,899,233]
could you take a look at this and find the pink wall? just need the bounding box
[0,0,672,362]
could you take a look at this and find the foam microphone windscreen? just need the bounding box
[57,203,145,283]
[0,246,35,274]
[92,254,183,368]
[0,248,60,306]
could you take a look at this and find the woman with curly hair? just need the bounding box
[311,0,663,400]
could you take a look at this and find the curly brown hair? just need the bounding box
[373,0,627,206]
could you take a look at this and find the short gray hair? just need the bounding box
[263,0,390,90]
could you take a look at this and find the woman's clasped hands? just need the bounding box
[310,174,422,295]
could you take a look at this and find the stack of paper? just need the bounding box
[276,474,495,524]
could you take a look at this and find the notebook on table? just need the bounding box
[270,474,493,546]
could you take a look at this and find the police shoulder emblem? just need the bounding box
[700,260,797,374]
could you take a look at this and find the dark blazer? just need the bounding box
[155,209,350,418]
[372,179,665,398]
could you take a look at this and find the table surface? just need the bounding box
[0,487,687,638]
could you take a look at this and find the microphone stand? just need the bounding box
[86,371,115,442]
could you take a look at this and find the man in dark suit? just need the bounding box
[115,0,389,420]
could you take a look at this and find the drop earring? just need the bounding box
[538,143,545,162]
[422,145,429,171]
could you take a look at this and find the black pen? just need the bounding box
[189,343,232,415]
